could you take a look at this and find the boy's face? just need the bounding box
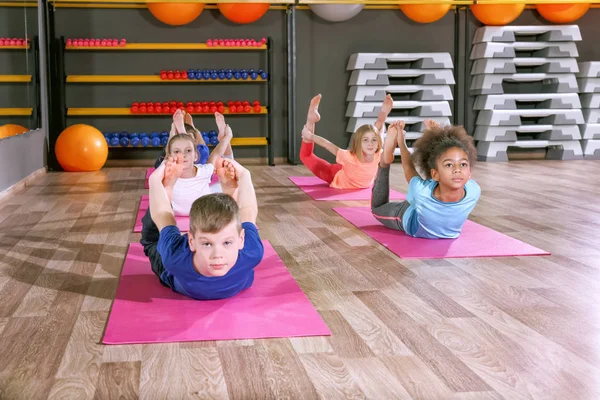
[188,220,245,277]
[431,147,472,190]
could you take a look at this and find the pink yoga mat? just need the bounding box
[333,207,550,259]
[103,241,331,344]
[289,176,406,201]
[133,195,190,232]
[145,167,219,189]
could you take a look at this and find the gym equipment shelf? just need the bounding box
[109,137,268,148]
[65,43,267,51]
[0,75,32,82]
[67,107,268,116]
[0,45,30,50]
[0,108,33,115]
[66,75,266,83]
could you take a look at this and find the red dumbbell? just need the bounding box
[155,105,162,113]
[147,105,154,113]
[140,105,147,113]
[217,105,225,113]
[195,105,203,113]
[254,105,262,113]
[244,105,251,113]
[131,105,139,113]
[169,106,177,114]
[187,105,194,113]
[202,106,209,113]
[229,106,236,113]
[174,70,181,79]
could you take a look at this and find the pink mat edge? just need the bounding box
[332,206,551,259]
[288,175,405,199]
[102,241,331,345]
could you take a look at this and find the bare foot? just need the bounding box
[215,112,226,138]
[424,119,440,130]
[215,157,238,196]
[162,155,184,188]
[301,125,314,144]
[306,94,322,125]
[381,124,398,167]
[381,94,393,116]
[222,124,233,143]
[184,111,195,129]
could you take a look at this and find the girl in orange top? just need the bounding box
[299,94,392,189]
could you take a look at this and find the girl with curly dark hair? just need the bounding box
[370,120,481,239]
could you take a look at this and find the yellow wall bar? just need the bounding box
[0,108,33,116]
[0,75,32,83]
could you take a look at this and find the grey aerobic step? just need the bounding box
[346,101,451,118]
[579,124,600,139]
[577,62,600,78]
[582,109,600,124]
[473,25,581,44]
[470,42,579,60]
[346,85,453,102]
[477,140,583,162]
[582,140,600,159]
[470,73,578,95]
[471,58,578,75]
[476,109,584,126]
[578,78,600,93]
[346,53,453,70]
[474,125,581,141]
[579,93,600,108]
[346,116,451,133]
[349,69,455,86]
[474,93,581,110]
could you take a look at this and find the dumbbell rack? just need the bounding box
[0,40,40,128]
[53,37,275,165]
[346,52,455,156]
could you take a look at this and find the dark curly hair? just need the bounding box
[412,125,477,179]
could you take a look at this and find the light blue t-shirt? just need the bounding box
[402,177,481,239]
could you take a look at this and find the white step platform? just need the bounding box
[471,58,578,75]
[579,93,600,108]
[474,125,581,142]
[346,101,451,118]
[349,69,455,86]
[582,140,600,159]
[473,25,582,44]
[470,42,579,60]
[579,124,600,140]
[577,62,600,78]
[474,93,581,110]
[476,109,584,126]
[470,73,578,95]
[346,116,451,133]
[346,53,453,70]
[477,140,584,161]
[347,85,453,102]
[577,78,600,93]
[582,109,600,124]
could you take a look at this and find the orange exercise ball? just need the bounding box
[471,4,525,26]
[537,4,590,23]
[400,4,452,24]
[55,124,108,172]
[148,2,205,26]
[0,124,28,139]
[217,3,270,24]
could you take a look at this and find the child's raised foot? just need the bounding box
[301,125,314,143]
[307,94,322,125]
[381,94,393,115]
[381,126,398,166]
[162,155,184,188]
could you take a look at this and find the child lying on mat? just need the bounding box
[299,93,394,189]
[371,119,481,239]
[154,109,235,168]
[163,123,233,216]
[140,156,264,300]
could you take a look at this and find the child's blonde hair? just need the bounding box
[348,124,382,162]
[189,193,242,234]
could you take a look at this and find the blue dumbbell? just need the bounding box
[188,71,196,79]
[119,131,128,138]
[151,137,161,147]
[160,131,169,137]
[241,72,249,80]
[130,137,140,147]
[240,69,246,74]
[209,136,219,146]
[251,72,258,80]
[150,131,159,138]
[203,71,210,80]
[160,136,169,146]
[218,72,225,79]
[119,137,129,147]
[209,130,218,138]
[105,137,111,146]
[141,137,150,147]
[234,72,241,80]
[260,72,268,79]
[248,68,255,74]
[129,132,139,139]
[210,72,218,80]
[140,132,148,138]
[110,137,119,146]
[225,72,233,80]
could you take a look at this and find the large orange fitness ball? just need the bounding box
[471,4,525,26]
[148,2,205,26]
[55,124,108,172]
[0,124,28,139]
[400,4,452,24]
[217,3,270,24]
[537,4,590,23]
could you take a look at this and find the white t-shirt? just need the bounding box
[171,164,216,216]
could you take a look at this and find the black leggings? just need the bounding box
[139,208,169,287]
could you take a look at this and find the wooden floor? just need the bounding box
[0,160,599,400]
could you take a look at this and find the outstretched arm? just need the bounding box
[302,125,339,156]
[215,158,257,225]
[148,159,182,231]
[397,124,420,184]
[374,94,393,132]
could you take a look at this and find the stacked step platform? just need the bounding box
[577,62,600,159]
[470,25,585,161]
[346,53,455,155]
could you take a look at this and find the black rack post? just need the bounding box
[32,36,41,129]
[286,4,297,165]
[267,36,274,166]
